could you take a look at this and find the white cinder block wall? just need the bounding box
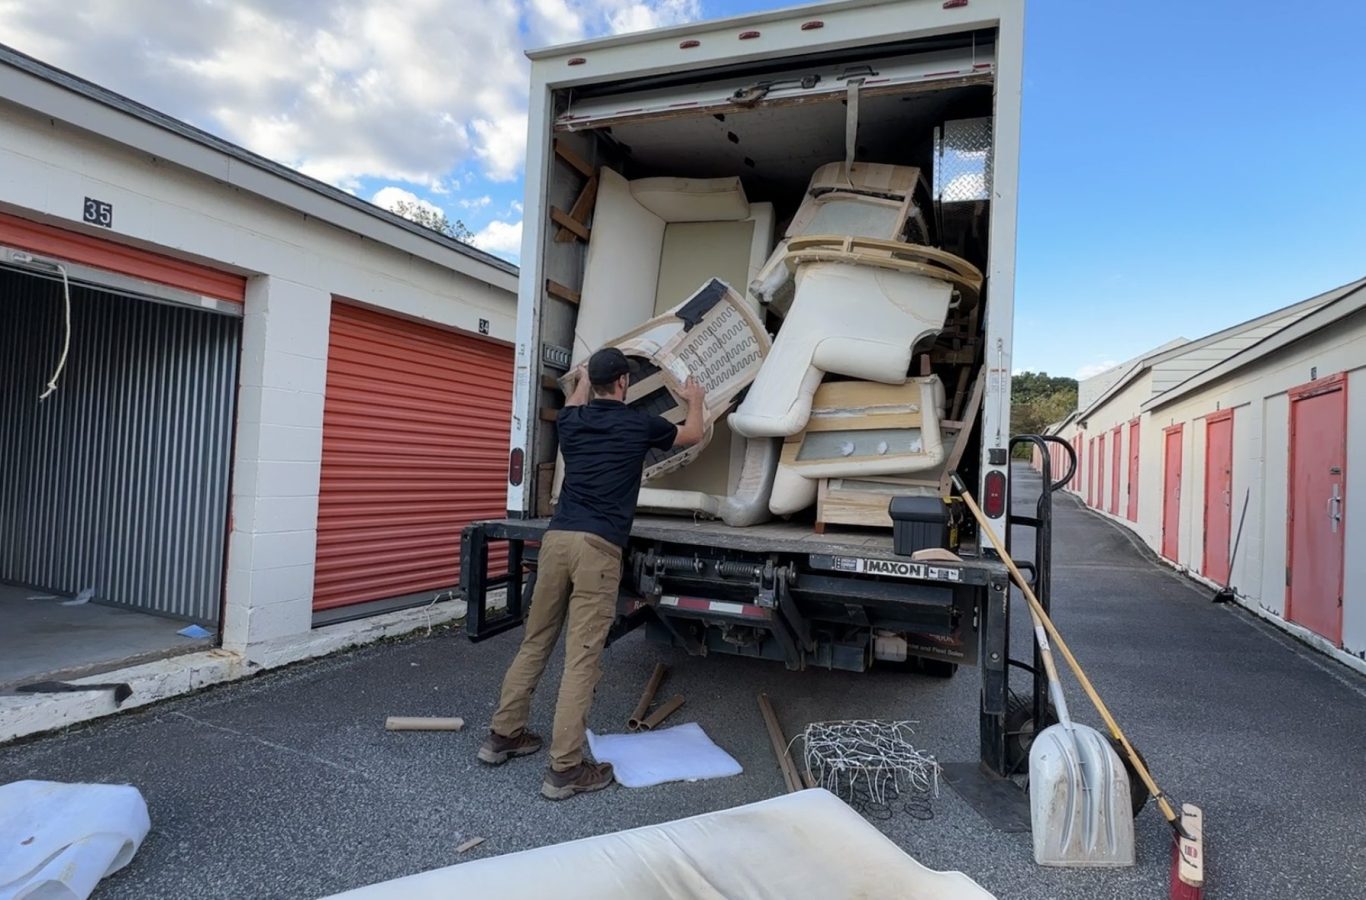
[0,89,517,658]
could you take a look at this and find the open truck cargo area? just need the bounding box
[462,0,1045,783]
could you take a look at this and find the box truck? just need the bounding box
[462,0,1069,780]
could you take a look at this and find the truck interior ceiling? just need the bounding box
[577,83,994,267]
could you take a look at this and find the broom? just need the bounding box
[952,474,1205,898]
[1212,489,1249,604]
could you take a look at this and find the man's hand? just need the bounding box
[565,363,591,407]
[679,376,706,407]
[672,376,707,447]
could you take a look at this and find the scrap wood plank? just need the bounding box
[553,138,595,179]
[550,207,590,242]
[555,173,599,243]
[758,693,802,793]
[817,481,897,529]
[940,367,988,494]
[546,279,581,305]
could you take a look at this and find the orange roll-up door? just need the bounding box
[314,302,512,611]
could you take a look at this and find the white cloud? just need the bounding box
[371,186,443,218]
[605,0,700,34]
[1075,360,1121,380]
[0,0,700,191]
[472,219,524,258]
[459,195,493,210]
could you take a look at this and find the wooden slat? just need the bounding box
[803,411,923,433]
[545,279,581,305]
[539,407,560,423]
[553,139,595,179]
[541,374,563,391]
[550,207,590,242]
[818,482,898,529]
[939,367,988,494]
[810,380,922,409]
[556,174,599,243]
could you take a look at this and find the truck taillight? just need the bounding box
[508,448,524,486]
[983,470,1007,518]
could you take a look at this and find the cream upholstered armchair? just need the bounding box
[557,169,780,526]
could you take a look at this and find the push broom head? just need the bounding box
[1169,804,1205,900]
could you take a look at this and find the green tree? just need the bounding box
[387,199,473,243]
[1010,371,1078,457]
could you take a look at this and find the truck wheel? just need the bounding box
[1005,690,1057,776]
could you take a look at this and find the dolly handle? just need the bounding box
[951,474,1189,837]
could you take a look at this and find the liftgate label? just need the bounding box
[832,556,962,583]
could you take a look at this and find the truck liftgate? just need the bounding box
[460,437,1076,789]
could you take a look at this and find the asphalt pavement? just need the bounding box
[3,468,1364,899]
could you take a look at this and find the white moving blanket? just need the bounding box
[0,780,150,900]
[586,723,742,788]
[321,789,996,900]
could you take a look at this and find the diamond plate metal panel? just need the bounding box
[934,117,993,203]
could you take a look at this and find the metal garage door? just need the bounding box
[313,303,513,612]
[0,269,239,623]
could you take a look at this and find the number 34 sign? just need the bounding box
[83,197,113,228]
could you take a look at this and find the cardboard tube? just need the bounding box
[639,694,685,731]
[385,716,465,732]
[627,663,668,730]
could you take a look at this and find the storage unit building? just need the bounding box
[1143,279,1366,667]
[1051,277,1366,672]
[0,43,517,695]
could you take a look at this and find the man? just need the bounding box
[479,346,705,800]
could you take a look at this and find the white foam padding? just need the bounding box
[585,723,743,788]
[731,263,953,438]
[0,780,151,900]
[630,175,751,222]
[321,789,997,900]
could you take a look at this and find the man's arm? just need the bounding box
[563,364,591,408]
[672,377,706,447]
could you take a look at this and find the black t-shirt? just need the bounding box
[549,398,678,547]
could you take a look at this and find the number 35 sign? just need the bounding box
[83,197,113,228]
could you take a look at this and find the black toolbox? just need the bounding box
[888,496,950,556]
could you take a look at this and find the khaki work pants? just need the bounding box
[490,529,623,771]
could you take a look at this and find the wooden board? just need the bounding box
[546,279,581,305]
[553,138,595,179]
[555,174,599,243]
[817,480,899,529]
[549,207,590,242]
[938,367,987,494]
[535,463,556,517]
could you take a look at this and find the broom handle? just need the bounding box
[954,478,1186,834]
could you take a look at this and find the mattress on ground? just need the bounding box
[320,789,996,900]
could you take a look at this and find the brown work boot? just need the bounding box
[478,729,544,765]
[541,761,615,800]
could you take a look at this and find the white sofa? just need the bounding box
[560,169,779,526]
[731,161,975,442]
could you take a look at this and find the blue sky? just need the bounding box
[2,0,1362,380]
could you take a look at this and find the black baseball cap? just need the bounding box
[587,347,638,385]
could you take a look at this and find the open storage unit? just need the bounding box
[0,244,240,686]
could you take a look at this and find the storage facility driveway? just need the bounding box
[3,470,1364,899]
